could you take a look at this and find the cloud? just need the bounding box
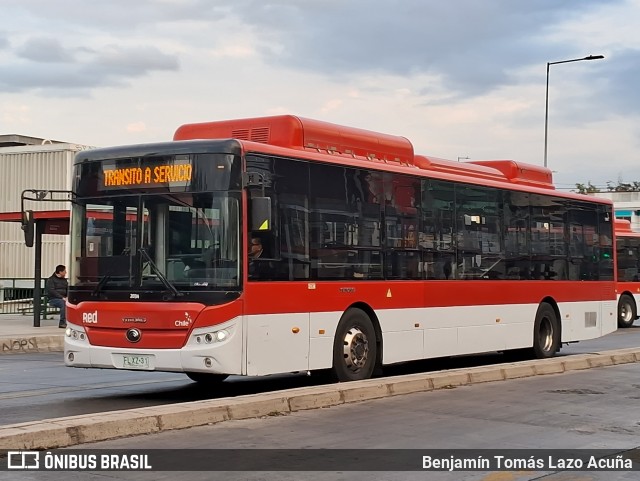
[599,49,640,115]
[90,45,179,77]
[17,37,75,63]
[0,44,179,93]
[2,0,234,32]
[1,0,624,103]
[232,0,621,98]
[1,0,638,188]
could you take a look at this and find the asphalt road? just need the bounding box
[5,336,640,481]
[0,323,638,426]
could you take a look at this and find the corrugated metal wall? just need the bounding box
[0,144,90,279]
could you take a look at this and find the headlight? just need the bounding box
[192,328,231,345]
[215,330,228,342]
[65,326,87,342]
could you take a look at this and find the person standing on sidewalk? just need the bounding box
[46,265,68,328]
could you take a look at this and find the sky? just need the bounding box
[1,0,639,191]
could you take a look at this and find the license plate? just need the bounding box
[122,354,151,370]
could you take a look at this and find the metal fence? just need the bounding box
[0,278,58,316]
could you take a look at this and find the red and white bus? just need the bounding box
[64,115,617,382]
[615,219,640,328]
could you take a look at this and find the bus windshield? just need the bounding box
[69,192,241,291]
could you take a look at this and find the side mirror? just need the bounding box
[251,197,272,232]
[22,210,35,247]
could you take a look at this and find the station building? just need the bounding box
[0,135,92,280]
[593,192,640,232]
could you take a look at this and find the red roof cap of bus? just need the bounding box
[469,160,554,189]
[413,157,554,188]
[414,155,510,183]
[615,218,633,233]
[173,115,415,165]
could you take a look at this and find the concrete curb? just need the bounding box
[0,335,64,355]
[1,347,639,450]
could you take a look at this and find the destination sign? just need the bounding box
[100,158,192,190]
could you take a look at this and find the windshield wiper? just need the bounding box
[138,247,182,298]
[92,274,111,296]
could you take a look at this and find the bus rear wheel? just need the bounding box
[185,372,228,384]
[332,308,378,382]
[618,294,637,328]
[532,302,560,359]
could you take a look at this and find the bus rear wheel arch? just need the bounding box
[618,294,637,328]
[531,302,561,359]
[332,307,379,382]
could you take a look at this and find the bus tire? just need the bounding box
[185,372,228,384]
[618,294,637,328]
[532,302,560,359]
[332,308,377,382]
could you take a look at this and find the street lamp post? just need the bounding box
[543,55,604,168]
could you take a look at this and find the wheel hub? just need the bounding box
[343,327,369,372]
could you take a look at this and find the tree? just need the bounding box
[606,180,640,192]
[574,180,640,194]
[574,182,601,194]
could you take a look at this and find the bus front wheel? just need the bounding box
[618,294,637,328]
[332,308,378,382]
[532,303,560,359]
[185,372,228,384]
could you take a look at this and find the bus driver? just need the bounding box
[249,237,263,259]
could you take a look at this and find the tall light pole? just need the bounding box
[543,54,604,168]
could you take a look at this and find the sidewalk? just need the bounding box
[0,313,64,355]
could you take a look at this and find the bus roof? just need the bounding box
[174,114,415,165]
[174,114,554,190]
[615,219,635,235]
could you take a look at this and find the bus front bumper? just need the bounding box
[63,319,243,375]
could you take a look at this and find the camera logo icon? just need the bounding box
[7,451,40,470]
